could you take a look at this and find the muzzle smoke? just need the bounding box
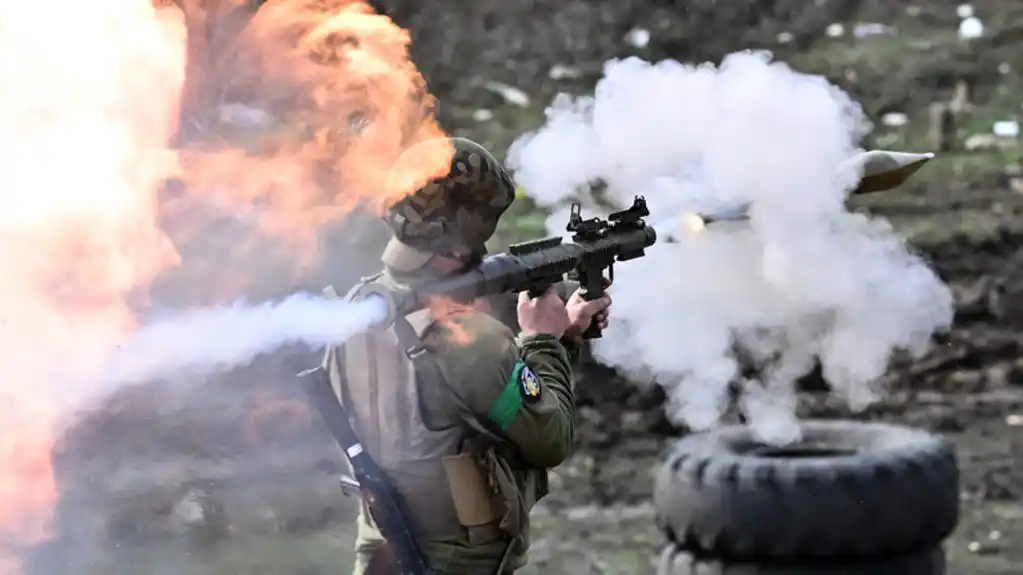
[509,53,955,444]
[96,295,386,391]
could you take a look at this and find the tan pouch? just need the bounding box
[442,452,502,527]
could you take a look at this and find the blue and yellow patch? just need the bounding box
[487,360,541,430]
[519,364,541,403]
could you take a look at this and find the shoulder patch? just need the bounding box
[519,363,542,403]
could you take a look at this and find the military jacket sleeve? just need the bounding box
[426,310,576,469]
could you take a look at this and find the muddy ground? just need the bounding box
[17,1,1023,574]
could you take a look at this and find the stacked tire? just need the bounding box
[653,420,960,574]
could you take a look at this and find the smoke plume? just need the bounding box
[508,53,955,444]
[97,295,386,390]
[0,1,445,571]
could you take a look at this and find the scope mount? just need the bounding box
[566,195,649,241]
[566,203,606,240]
[609,196,649,225]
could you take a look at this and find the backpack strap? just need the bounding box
[324,273,508,445]
[391,312,510,445]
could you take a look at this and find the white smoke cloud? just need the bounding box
[95,294,386,391]
[508,52,955,444]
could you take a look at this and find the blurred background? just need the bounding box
[29,1,1023,573]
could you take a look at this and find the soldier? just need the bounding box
[321,137,612,574]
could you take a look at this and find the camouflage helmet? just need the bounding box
[381,137,516,272]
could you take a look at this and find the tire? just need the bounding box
[653,420,959,559]
[655,545,946,575]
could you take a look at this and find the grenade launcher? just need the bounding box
[364,195,657,339]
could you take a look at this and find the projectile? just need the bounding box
[845,150,935,196]
[680,150,936,233]
[683,202,752,232]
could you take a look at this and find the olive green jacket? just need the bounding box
[347,271,578,574]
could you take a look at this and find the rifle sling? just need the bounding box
[391,314,511,445]
[298,365,431,574]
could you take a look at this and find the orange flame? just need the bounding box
[0,0,451,571]
[428,296,496,347]
[172,0,452,257]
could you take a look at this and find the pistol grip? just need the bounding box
[579,285,604,340]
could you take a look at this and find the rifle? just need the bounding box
[363,195,657,339]
[297,365,433,575]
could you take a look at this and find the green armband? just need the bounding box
[488,361,528,430]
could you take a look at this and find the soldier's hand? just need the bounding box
[518,286,570,339]
[563,288,612,342]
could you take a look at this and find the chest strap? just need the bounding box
[328,275,509,446]
[391,313,510,446]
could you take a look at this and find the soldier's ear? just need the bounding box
[843,150,935,196]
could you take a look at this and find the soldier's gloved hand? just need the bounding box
[563,288,612,342]
[518,286,570,338]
